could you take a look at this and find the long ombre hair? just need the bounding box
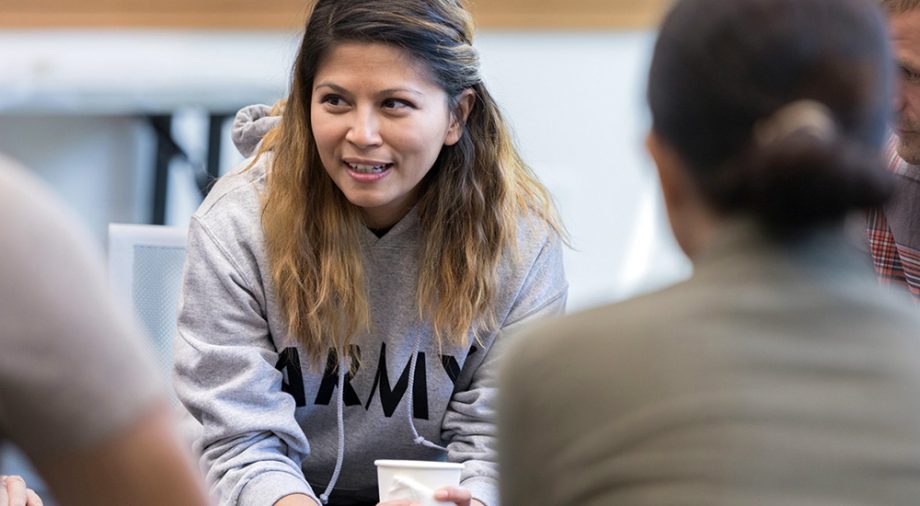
[257,0,563,366]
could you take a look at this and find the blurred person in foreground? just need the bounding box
[499,0,920,504]
[0,155,211,506]
[866,0,920,300]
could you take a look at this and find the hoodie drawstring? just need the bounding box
[320,341,445,504]
[406,335,448,452]
[319,356,347,504]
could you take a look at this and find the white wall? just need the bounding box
[477,32,690,308]
[0,115,153,246]
[0,29,691,311]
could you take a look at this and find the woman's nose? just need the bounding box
[345,108,383,148]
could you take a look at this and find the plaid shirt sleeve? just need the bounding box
[865,136,920,300]
[866,207,913,292]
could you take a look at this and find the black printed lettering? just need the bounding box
[275,347,306,407]
[364,342,429,419]
[314,346,363,407]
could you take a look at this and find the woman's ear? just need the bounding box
[646,129,720,258]
[445,89,476,146]
[646,130,689,213]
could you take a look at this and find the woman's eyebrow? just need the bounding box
[378,87,424,96]
[314,82,349,93]
[314,82,424,97]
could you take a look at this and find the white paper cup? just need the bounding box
[375,459,464,505]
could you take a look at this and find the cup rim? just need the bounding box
[374,459,465,470]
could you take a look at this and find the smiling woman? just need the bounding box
[310,42,474,230]
[172,1,568,506]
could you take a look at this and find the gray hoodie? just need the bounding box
[174,105,568,506]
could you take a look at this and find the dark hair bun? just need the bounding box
[648,0,895,235]
[710,104,893,231]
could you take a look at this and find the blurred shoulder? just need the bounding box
[0,154,100,262]
[504,280,693,378]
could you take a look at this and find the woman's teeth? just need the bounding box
[347,162,392,174]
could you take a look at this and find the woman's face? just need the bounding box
[311,42,464,229]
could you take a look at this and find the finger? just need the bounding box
[433,486,471,503]
[25,490,42,506]
[0,477,8,506]
[4,476,27,506]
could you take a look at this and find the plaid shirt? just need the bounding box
[866,136,920,300]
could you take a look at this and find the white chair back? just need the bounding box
[108,223,187,385]
[108,223,202,449]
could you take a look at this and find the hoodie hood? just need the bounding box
[232,104,281,158]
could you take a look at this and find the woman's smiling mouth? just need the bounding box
[345,161,394,174]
